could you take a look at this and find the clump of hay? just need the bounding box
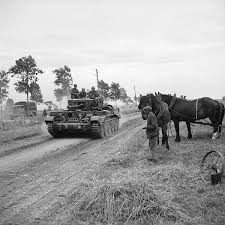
[74,179,191,224]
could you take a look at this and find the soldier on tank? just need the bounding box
[71,84,80,99]
[79,88,87,98]
[87,86,99,99]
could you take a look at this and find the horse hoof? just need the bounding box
[212,132,219,140]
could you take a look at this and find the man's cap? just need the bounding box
[143,106,152,111]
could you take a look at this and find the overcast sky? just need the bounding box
[0,0,224,104]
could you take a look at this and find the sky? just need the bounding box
[0,0,225,106]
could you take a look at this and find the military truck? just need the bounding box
[10,101,37,119]
[45,98,120,138]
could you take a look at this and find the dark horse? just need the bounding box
[159,93,225,142]
[138,93,171,149]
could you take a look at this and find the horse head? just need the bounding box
[138,94,151,110]
[148,93,167,119]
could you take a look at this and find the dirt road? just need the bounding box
[0,112,143,224]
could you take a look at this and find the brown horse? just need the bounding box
[159,93,225,142]
[138,93,171,149]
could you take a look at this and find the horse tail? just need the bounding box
[215,100,224,132]
[219,102,225,132]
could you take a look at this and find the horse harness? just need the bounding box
[168,95,200,121]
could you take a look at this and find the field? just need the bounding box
[0,108,225,225]
[56,120,224,225]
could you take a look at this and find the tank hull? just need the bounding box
[45,99,120,138]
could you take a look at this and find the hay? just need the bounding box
[74,178,191,225]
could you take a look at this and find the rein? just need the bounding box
[153,106,160,117]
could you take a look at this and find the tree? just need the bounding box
[0,70,10,118]
[8,55,43,116]
[54,88,64,108]
[53,65,73,99]
[119,87,134,105]
[109,82,121,102]
[5,98,14,118]
[119,87,128,103]
[98,80,110,101]
[126,96,134,104]
[30,82,43,104]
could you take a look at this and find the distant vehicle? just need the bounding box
[10,101,37,119]
[45,98,120,138]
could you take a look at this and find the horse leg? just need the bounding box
[208,114,220,139]
[162,129,166,145]
[162,125,169,149]
[174,120,180,142]
[186,121,192,139]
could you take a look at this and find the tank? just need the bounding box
[45,98,120,138]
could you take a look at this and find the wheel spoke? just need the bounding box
[207,170,213,176]
[202,165,211,172]
[214,155,220,165]
[210,152,215,164]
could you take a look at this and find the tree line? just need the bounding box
[0,55,134,115]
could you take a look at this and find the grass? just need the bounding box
[0,123,45,143]
[64,119,225,225]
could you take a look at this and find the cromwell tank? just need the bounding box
[45,98,120,138]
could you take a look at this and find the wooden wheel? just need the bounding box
[200,150,225,184]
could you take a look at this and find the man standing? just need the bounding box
[142,106,159,162]
[71,84,80,99]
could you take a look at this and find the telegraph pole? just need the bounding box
[134,85,137,106]
[96,69,99,90]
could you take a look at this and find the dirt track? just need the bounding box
[0,113,143,224]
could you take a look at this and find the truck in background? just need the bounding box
[10,101,37,119]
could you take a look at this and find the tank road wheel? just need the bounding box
[104,121,110,136]
[92,122,104,138]
[115,118,119,131]
[200,150,225,184]
[47,123,61,138]
[108,121,112,135]
[111,120,115,132]
[110,121,115,133]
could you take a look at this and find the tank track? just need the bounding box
[91,117,119,138]
[47,123,62,138]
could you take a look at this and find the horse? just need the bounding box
[158,93,225,142]
[138,93,171,149]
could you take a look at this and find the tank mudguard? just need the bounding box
[90,116,105,124]
[45,116,54,124]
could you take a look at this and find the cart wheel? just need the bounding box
[200,150,225,184]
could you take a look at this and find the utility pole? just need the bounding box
[134,85,137,106]
[96,69,99,90]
